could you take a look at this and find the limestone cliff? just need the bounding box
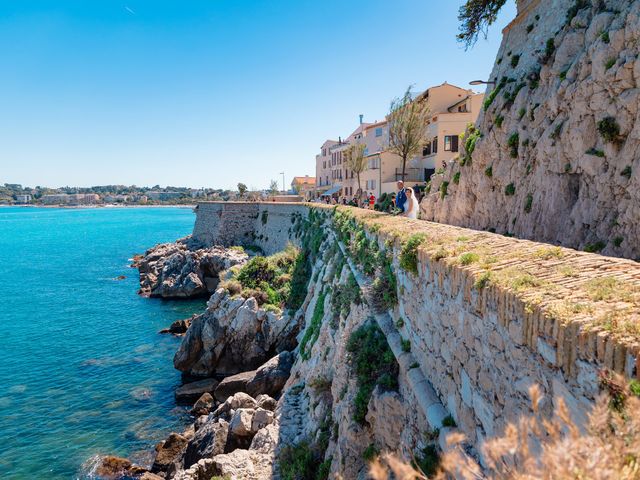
[421,0,640,260]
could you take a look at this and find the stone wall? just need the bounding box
[421,0,640,261]
[193,202,640,464]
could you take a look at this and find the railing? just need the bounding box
[394,168,423,182]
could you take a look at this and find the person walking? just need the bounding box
[368,192,375,209]
[403,187,418,219]
[395,181,407,214]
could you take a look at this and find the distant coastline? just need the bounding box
[1,204,196,209]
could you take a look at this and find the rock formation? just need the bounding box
[421,0,640,260]
[173,290,300,377]
[134,237,247,298]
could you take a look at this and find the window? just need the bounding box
[432,137,438,154]
[425,168,436,182]
[423,143,432,156]
[365,180,377,190]
[375,127,383,137]
[444,135,459,152]
[368,157,380,169]
[323,161,326,168]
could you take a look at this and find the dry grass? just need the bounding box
[367,375,640,480]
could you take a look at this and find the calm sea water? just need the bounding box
[0,207,205,480]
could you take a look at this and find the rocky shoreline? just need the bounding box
[94,237,304,480]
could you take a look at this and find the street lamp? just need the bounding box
[469,79,496,86]
[279,172,285,194]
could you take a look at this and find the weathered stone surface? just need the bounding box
[365,387,405,452]
[246,351,294,399]
[421,0,640,261]
[160,317,192,335]
[251,408,274,432]
[191,392,215,416]
[183,418,229,469]
[174,290,299,377]
[151,432,188,475]
[255,394,277,411]
[212,392,258,419]
[175,378,219,402]
[229,408,256,437]
[211,448,275,480]
[94,456,146,479]
[213,370,255,402]
[135,237,247,298]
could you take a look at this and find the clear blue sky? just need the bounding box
[0,0,516,190]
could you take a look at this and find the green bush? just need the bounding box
[505,183,516,196]
[399,234,427,275]
[483,77,507,111]
[584,241,606,253]
[331,272,362,322]
[601,31,610,43]
[484,166,493,178]
[566,0,589,24]
[495,115,504,128]
[453,171,461,184]
[347,322,399,424]
[613,237,624,248]
[510,54,521,68]
[542,38,556,63]
[586,148,605,157]
[279,442,315,480]
[508,132,519,158]
[401,338,411,352]
[300,290,327,360]
[461,125,482,165]
[524,193,533,213]
[621,165,632,179]
[442,414,457,427]
[287,253,312,313]
[413,445,441,478]
[598,117,621,142]
[518,108,526,120]
[605,58,616,70]
[371,255,398,312]
[459,252,480,265]
[440,181,449,200]
[363,444,380,462]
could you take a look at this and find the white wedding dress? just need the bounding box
[404,194,418,219]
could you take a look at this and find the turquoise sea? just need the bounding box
[0,207,205,479]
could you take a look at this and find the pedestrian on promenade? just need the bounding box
[368,193,375,209]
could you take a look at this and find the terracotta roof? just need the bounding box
[292,176,316,185]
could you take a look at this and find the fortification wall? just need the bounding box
[421,0,640,260]
[193,202,640,463]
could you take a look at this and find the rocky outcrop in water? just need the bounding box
[174,289,301,377]
[134,237,247,298]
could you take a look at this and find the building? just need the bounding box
[352,83,484,198]
[147,191,184,201]
[41,193,100,205]
[315,140,339,197]
[15,194,32,204]
[291,176,316,200]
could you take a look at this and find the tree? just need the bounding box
[457,0,507,48]
[344,143,367,194]
[269,180,279,196]
[237,182,248,198]
[387,87,430,180]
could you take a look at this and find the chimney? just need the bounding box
[359,114,364,125]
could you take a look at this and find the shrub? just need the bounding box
[483,77,507,111]
[564,163,572,173]
[510,54,521,68]
[331,272,362,321]
[287,253,312,313]
[601,31,610,43]
[300,290,327,360]
[474,271,493,290]
[484,166,493,177]
[550,122,563,141]
[261,210,268,225]
[598,117,620,143]
[440,181,449,200]
[413,445,441,478]
[613,237,624,248]
[347,322,399,424]
[621,165,632,179]
[524,193,533,213]
[459,252,480,265]
[518,108,526,120]
[542,38,556,63]
[363,444,380,462]
[399,234,427,275]
[586,148,605,157]
[453,171,461,184]
[495,115,504,128]
[505,183,516,196]
[278,442,315,480]
[584,241,606,253]
[401,338,411,352]
[508,132,519,158]
[605,58,616,70]
[371,255,398,312]
[526,24,534,33]
[396,317,405,329]
[566,0,589,24]
[559,69,568,80]
[442,414,457,427]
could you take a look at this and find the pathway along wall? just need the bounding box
[421,0,640,261]
[193,202,640,464]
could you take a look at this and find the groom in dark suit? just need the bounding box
[395,181,407,214]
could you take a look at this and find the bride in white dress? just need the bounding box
[403,187,418,219]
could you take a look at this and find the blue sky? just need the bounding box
[0,0,516,190]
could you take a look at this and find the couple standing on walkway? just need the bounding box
[395,181,418,219]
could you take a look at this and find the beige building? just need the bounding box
[291,176,316,200]
[41,193,100,205]
[315,140,339,196]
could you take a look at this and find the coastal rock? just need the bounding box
[138,473,164,480]
[183,418,229,468]
[174,290,299,377]
[191,392,215,416]
[214,371,256,402]
[210,448,276,480]
[255,394,277,412]
[160,317,192,335]
[229,408,256,437]
[212,392,258,419]
[135,237,247,298]
[175,378,219,402]
[246,351,294,398]
[251,408,274,432]
[151,432,188,475]
[95,456,146,479]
